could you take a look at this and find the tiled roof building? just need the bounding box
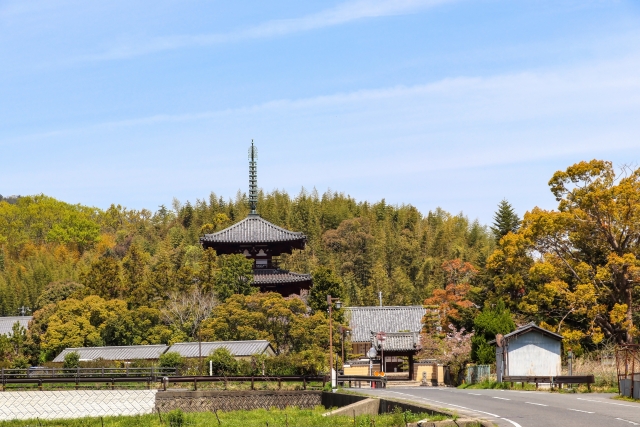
[200,142,312,297]
[167,340,276,359]
[344,306,427,379]
[346,306,427,343]
[53,345,169,362]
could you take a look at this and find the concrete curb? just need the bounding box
[412,418,493,427]
[325,393,493,426]
[322,398,379,417]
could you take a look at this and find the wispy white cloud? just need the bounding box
[9,53,640,157]
[83,0,455,61]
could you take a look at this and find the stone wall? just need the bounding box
[155,390,322,413]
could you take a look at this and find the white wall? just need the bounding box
[506,333,561,377]
[0,390,157,420]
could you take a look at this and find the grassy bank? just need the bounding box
[458,379,617,393]
[0,407,449,427]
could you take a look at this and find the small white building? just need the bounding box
[494,323,563,381]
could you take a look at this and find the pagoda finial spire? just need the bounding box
[248,140,258,214]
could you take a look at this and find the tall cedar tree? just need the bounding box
[490,199,520,241]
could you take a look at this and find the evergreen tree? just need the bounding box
[490,199,520,241]
[308,267,342,313]
[471,300,515,364]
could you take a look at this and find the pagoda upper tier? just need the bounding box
[200,214,307,256]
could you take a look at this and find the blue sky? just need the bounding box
[2,0,640,224]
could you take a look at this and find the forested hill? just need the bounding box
[0,190,494,316]
[2,160,638,365]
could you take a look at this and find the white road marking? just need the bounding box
[386,390,523,427]
[493,397,511,400]
[386,391,500,417]
[577,398,638,408]
[468,393,482,395]
[567,408,593,413]
[525,402,547,406]
[501,419,523,427]
[616,418,640,425]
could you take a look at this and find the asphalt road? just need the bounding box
[349,386,640,427]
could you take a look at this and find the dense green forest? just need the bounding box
[0,188,493,365]
[1,159,639,369]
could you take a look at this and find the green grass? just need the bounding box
[0,407,449,427]
[458,380,618,394]
[612,395,640,404]
[457,379,523,390]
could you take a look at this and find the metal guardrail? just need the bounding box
[503,375,595,390]
[337,375,387,388]
[0,372,327,391]
[1,367,176,379]
[162,375,327,391]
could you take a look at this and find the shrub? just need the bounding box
[206,348,238,376]
[159,351,185,371]
[63,351,80,369]
[10,355,31,369]
[167,409,184,427]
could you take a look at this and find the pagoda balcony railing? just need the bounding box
[253,259,280,270]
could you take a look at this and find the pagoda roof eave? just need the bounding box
[199,214,307,247]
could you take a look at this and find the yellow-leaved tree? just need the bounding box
[487,160,640,350]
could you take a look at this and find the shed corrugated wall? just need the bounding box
[507,333,561,377]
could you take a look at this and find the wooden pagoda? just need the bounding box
[199,142,312,297]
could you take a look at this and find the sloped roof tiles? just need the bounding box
[53,345,169,363]
[167,340,275,358]
[373,332,422,352]
[0,316,32,336]
[345,306,426,343]
[200,214,306,244]
[253,270,312,284]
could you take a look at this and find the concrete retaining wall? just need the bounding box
[155,390,322,412]
[0,390,157,421]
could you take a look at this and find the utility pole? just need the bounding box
[378,292,382,307]
[327,294,342,389]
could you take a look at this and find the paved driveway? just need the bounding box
[349,387,640,427]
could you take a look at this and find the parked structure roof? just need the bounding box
[501,322,563,343]
[0,316,32,336]
[52,345,169,363]
[167,340,276,358]
[345,306,427,343]
[200,215,306,245]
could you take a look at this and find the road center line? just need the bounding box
[493,396,511,400]
[616,418,640,425]
[567,408,593,413]
[468,393,482,395]
[525,402,547,406]
[577,398,638,407]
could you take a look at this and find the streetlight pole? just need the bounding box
[327,294,342,389]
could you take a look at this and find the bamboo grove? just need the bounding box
[0,159,639,367]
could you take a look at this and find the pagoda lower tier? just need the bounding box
[200,213,313,297]
[252,269,312,297]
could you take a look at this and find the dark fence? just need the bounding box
[337,375,387,388]
[2,367,176,379]
[0,372,327,391]
[162,375,327,391]
[503,375,595,390]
